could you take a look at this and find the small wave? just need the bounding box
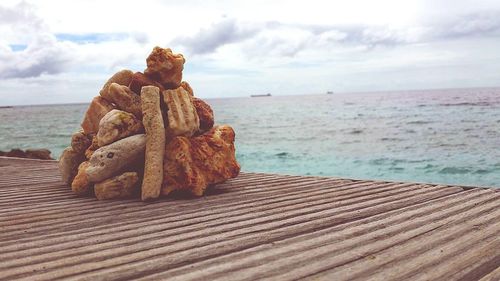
[437,143,467,148]
[380,137,403,142]
[389,167,405,171]
[406,120,432,125]
[369,158,388,165]
[473,169,492,174]
[339,140,361,144]
[349,129,363,134]
[439,102,491,107]
[439,167,471,174]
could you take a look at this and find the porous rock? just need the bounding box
[71,161,92,196]
[94,172,139,200]
[162,87,200,137]
[85,135,99,160]
[102,83,142,118]
[58,147,85,185]
[193,97,214,133]
[71,130,93,154]
[99,69,134,97]
[180,81,194,96]
[144,47,185,89]
[81,96,115,134]
[140,86,165,201]
[97,109,144,146]
[128,72,164,94]
[86,134,146,183]
[162,125,240,196]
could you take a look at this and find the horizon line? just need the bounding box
[2,85,499,107]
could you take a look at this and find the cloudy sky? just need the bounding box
[1,0,500,105]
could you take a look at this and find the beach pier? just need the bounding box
[0,157,499,280]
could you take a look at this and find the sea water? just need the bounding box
[1,87,499,187]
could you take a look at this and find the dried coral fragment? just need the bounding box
[71,130,93,154]
[102,83,142,119]
[59,147,85,185]
[81,96,115,134]
[162,125,240,197]
[97,109,144,146]
[180,81,194,96]
[94,172,139,200]
[99,69,134,97]
[71,161,92,196]
[193,97,214,133]
[128,72,165,95]
[87,134,146,183]
[84,135,99,160]
[140,86,165,201]
[144,47,185,89]
[163,87,200,137]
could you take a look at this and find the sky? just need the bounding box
[1,0,500,105]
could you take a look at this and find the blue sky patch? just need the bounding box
[55,33,129,44]
[9,44,27,51]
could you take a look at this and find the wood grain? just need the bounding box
[0,157,498,281]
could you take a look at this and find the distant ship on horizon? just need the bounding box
[326,91,334,94]
[250,93,272,97]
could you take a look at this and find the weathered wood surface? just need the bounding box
[0,157,499,281]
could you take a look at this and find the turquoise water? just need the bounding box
[1,87,499,187]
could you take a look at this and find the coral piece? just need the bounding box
[71,161,92,196]
[86,134,146,183]
[59,147,85,185]
[81,96,115,134]
[180,81,194,96]
[193,97,214,133]
[94,172,139,200]
[97,109,144,146]
[71,130,93,154]
[99,69,134,97]
[162,125,240,196]
[162,87,200,137]
[85,135,99,159]
[102,83,142,119]
[144,47,185,89]
[140,86,165,201]
[128,72,164,95]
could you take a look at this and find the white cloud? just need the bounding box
[1,0,500,105]
[0,2,77,78]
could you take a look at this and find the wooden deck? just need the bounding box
[0,157,499,281]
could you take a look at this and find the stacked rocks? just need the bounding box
[59,47,240,201]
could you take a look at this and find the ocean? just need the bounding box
[1,87,499,187]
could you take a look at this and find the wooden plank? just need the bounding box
[134,189,496,281]
[479,265,500,281]
[0,157,498,281]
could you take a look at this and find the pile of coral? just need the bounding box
[59,47,240,201]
